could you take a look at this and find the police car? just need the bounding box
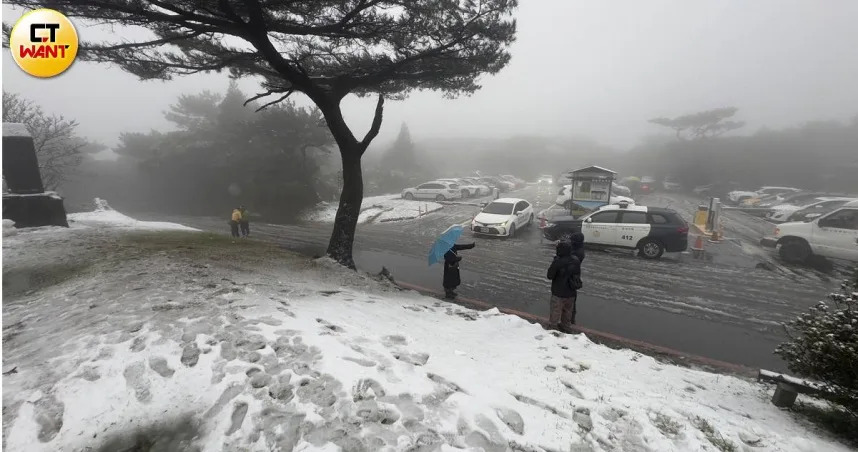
[541,202,689,259]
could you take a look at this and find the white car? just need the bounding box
[728,186,801,204]
[471,198,535,237]
[612,182,632,198]
[401,181,463,201]
[437,178,485,198]
[537,174,554,185]
[761,200,858,263]
[459,177,492,197]
[766,197,857,223]
[555,184,635,209]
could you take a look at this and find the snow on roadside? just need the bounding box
[2,216,852,452]
[304,194,443,224]
[67,198,199,231]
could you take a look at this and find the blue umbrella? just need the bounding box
[428,225,464,266]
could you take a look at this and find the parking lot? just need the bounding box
[148,183,848,371]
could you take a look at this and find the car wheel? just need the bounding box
[508,223,516,238]
[435,194,445,202]
[404,192,414,200]
[779,239,812,264]
[638,239,664,259]
[528,214,534,226]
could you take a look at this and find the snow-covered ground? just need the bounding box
[2,208,852,452]
[66,198,199,231]
[304,195,443,224]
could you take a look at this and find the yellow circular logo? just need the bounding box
[9,9,78,78]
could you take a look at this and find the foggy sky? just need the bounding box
[3,0,858,151]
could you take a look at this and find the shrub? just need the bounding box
[775,268,858,415]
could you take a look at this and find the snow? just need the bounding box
[66,198,199,231]
[3,191,63,200]
[2,122,31,138]
[2,212,853,452]
[304,194,443,224]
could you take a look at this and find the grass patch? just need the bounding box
[2,262,93,299]
[117,230,305,265]
[793,401,858,447]
[652,413,683,438]
[691,416,736,452]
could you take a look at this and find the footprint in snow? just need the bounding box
[353,378,386,401]
[316,318,344,333]
[148,356,175,378]
[123,361,152,403]
[392,351,430,367]
[32,393,64,442]
[342,356,377,367]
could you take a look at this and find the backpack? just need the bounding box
[566,257,583,291]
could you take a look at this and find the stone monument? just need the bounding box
[2,123,69,227]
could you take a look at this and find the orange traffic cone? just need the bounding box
[691,235,705,259]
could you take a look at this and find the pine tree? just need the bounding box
[776,268,858,415]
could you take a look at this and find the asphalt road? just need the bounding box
[141,185,848,372]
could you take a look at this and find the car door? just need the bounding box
[414,183,431,199]
[513,201,531,226]
[813,208,858,260]
[616,211,650,249]
[582,210,620,246]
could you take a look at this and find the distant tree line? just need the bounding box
[63,82,338,223]
[633,108,858,193]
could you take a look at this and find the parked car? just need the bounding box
[401,181,463,201]
[728,186,801,205]
[470,198,534,237]
[436,178,485,198]
[612,182,633,198]
[784,198,858,223]
[760,200,858,263]
[638,177,657,194]
[555,184,635,209]
[662,178,681,191]
[500,174,526,188]
[763,195,849,222]
[537,174,554,185]
[692,181,742,199]
[481,176,515,192]
[541,202,689,259]
[459,178,492,196]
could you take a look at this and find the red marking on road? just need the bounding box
[396,281,755,377]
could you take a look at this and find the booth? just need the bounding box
[565,166,616,217]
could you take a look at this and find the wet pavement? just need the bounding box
[137,185,849,372]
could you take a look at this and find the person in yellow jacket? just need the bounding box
[230,208,241,238]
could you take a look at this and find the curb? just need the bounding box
[396,281,756,378]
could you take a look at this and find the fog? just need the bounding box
[3,0,858,219]
[4,0,858,150]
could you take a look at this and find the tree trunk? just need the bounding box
[318,99,364,269]
[326,149,363,268]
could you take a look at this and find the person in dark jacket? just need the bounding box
[546,241,582,332]
[239,205,250,237]
[569,231,585,263]
[443,242,475,299]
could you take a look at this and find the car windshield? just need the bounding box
[482,202,514,215]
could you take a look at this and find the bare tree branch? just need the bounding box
[360,94,384,154]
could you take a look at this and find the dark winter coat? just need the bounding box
[547,242,582,298]
[443,243,475,289]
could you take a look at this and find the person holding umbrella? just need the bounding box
[428,225,475,299]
